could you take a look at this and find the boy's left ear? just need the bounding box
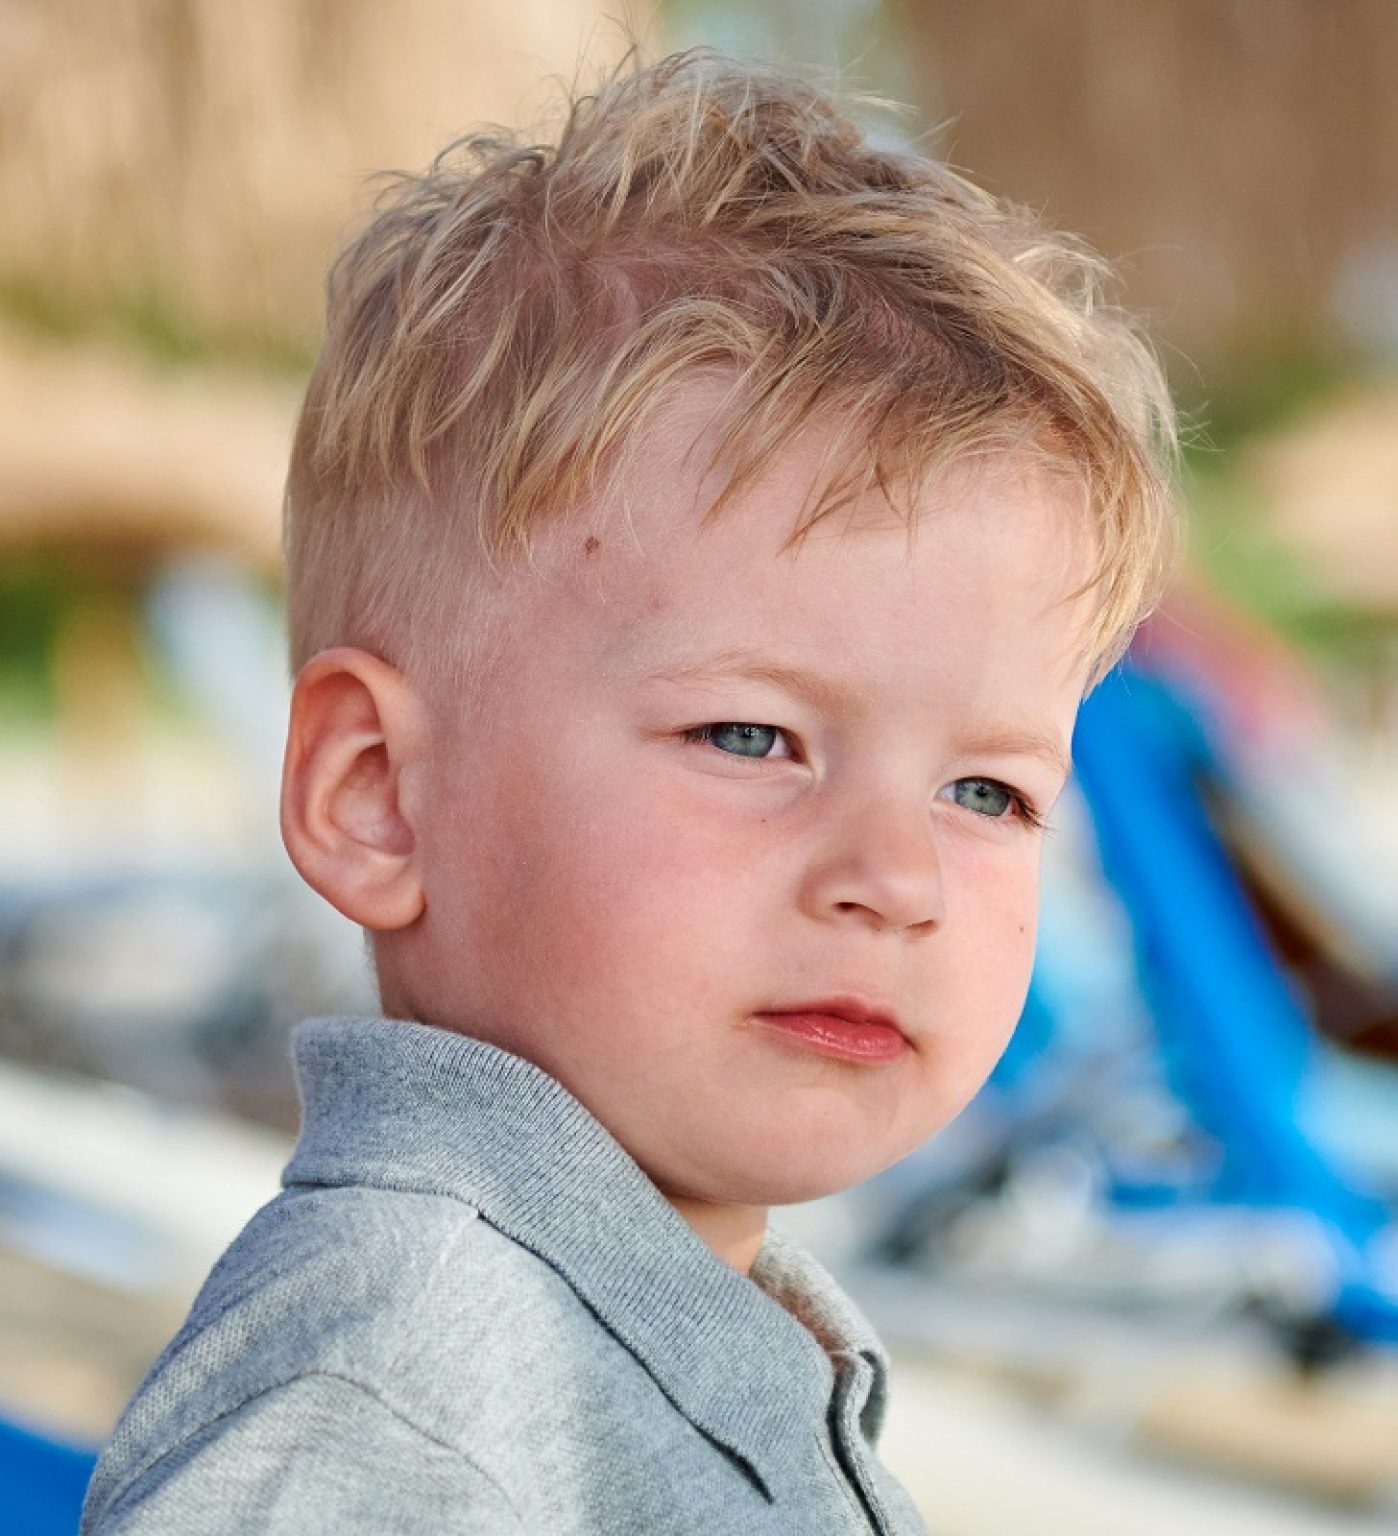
[279,647,431,931]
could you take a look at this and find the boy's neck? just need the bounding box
[660,1191,768,1275]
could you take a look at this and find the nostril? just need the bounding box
[800,810,945,931]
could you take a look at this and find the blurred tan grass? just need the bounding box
[0,0,655,358]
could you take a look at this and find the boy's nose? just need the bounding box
[798,793,947,935]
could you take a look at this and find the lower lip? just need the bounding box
[753,1012,908,1063]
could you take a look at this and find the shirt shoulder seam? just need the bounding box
[97,1369,526,1531]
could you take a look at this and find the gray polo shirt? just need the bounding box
[82,1016,929,1534]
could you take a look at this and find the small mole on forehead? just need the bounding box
[583,535,601,556]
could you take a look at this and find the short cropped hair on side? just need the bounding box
[284,46,1178,699]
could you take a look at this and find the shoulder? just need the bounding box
[159,1180,608,1401]
[83,1370,526,1534]
[86,1183,609,1527]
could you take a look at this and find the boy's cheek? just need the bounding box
[921,863,1039,1038]
[429,777,732,980]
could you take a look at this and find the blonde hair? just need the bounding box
[285,46,1177,695]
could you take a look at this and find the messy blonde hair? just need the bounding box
[285,46,1177,695]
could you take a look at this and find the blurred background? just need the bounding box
[2,2,1396,1532]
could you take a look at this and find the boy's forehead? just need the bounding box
[533,405,1089,597]
[455,370,1103,718]
[535,372,1093,573]
[507,385,799,605]
[500,425,1098,698]
[543,375,854,553]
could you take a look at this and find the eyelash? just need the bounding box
[681,723,1050,833]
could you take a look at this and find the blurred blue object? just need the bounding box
[1074,662,1398,1343]
[0,1413,97,1535]
[864,656,1398,1361]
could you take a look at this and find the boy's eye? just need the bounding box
[683,722,794,760]
[946,777,1013,817]
[682,732,1046,829]
[940,776,1046,831]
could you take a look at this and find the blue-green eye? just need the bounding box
[950,778,1013,817]
[943,776,1046,831]
[683,722,791,759]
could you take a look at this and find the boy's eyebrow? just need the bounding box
[954,724,1074,781]
[648,649,863,716]
[646,647,1074,778]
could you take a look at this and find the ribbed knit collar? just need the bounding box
[283,1015,891,1503]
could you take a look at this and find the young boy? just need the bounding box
[82,46,1175,1535]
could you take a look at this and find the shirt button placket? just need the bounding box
[826,1354,895,1535]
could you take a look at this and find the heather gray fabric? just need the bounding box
[82,1016,929,1534]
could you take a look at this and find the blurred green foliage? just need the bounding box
[0,270,314,380]
[0,554,178,726]
[1181,344,1393,672]
[1182,341,1364,458]
[0,553,86,719]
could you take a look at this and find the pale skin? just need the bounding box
[281,382,1101,1276]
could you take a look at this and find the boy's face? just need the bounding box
[397,382,1098,1229]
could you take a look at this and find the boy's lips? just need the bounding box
[752,996,910,1062]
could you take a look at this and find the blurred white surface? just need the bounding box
[0,1057,288,1291]
[881,1357,1398,1536]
